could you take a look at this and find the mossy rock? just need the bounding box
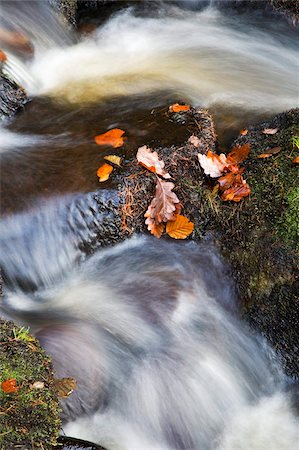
[0,319,61,450]
[167,107,298,377]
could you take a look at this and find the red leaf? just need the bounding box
[221,175,251,202]
[292,156,299,164]
[1,379,18,393]
[137,145,171,179]
[0,50,7,62]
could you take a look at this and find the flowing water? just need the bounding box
[1,1,299,449]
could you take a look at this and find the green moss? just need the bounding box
[278,187,299,250]
[0,320,61,450]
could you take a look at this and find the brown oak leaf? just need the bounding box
[137,145,171,179]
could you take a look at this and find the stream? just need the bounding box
[1,1,299,449]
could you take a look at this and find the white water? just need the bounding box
[1,2,299,449]
[6,6,299,111]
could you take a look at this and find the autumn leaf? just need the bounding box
[188,135,201,148]
[1,379,18,393]
[0,49,7,62]
[94,128,125,148]
[262,128,278,135]
[144,212,165,238]
[227,143,250,166]
[137,145,171,179]
[217,172,236,191]
[166,215,194,239]
[54,377,77,398]
[258,147,282,159]
[104,155,122,166]
[169,103,190,113]
[221,175,251,202]
[97,163,113,182]
[240,128,248,136]
[198,150,228,178]
[145,178,180,226]
[293,156,299,164]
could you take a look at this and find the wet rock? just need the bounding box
[55,435,106,449]
[0,73,28,121]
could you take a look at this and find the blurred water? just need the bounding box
[1,2,299,449]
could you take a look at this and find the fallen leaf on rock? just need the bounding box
[198,150,228,178]
[240,128,248,135]
[30,381,45,390]
[293,156,299,164]
[221,175,251,202]
[188,135,201,147]
[54,377,77,398]
[1,379,18,393]
[144,212,165,238]
[0,49,7,62]
[137,145,171,179]
[169,103,190,113]
[262,128,278,135]
[218,172,236,191]
[145,178,180,225]
[258,147,282,159]
[104,155,122,166]
[166,215,194,239]
[97,163,113,182]
[95,128,125,148]
[227,143,250,166]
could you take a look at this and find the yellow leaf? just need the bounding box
[166,215,194,239]
[104,155,122,166]
[97,163,113,182]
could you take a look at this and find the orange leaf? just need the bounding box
[166,215,194,239]
[227,143,250,166]
[1,379,18,393]
[221,175,251,202]
[262,128,279,135]
[94,128,125,148]
[97,163,113,182]
[169,103,190,113]
[0,49,7,62]
[292,156,299,164]
[137,145,171,179]
[240,128,248,136]
[258,147,282,159]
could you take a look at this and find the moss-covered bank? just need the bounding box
[0,319,60,450]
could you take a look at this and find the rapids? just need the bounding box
[1,1,299,449]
